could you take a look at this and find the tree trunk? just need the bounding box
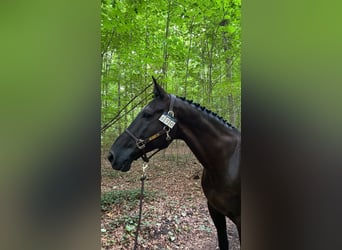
[162,0,172,86]
[117,77,121,134]
[221,19,236,125]
[184,16,195,97]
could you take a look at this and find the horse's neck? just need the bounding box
[175,103,240,171]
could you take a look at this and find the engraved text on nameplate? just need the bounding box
[159,113,177,128]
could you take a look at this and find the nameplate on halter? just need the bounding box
[159,113,177,129]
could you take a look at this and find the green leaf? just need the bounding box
[125,224,136,233]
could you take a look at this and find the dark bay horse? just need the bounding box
[107,77,241,249]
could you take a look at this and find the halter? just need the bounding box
[125,94,176,162]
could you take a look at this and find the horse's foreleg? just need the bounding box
[208,202,228,250]
[232,215,241,244]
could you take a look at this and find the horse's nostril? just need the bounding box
[107,151,115,163]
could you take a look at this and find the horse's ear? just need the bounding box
[152,76,167,98]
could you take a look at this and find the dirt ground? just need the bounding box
[101,141,240,250]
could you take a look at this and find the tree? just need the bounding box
[101,0,241,144]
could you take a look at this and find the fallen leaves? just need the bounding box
[101,143,240,250]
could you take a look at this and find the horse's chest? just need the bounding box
[201,170,240,216]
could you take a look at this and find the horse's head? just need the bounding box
[107,77,178,172]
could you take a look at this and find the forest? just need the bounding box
[101,0,241,143]
[101,0,241,249]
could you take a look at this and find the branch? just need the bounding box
[101,83,153,133]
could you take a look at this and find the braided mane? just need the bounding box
[177,96,235,129]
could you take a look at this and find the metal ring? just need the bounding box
[163,126,171,132]
[167,110,174,117]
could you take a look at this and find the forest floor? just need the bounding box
[101,141,240,250]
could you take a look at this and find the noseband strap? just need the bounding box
[125,94,176,162]
[125,127,170,150]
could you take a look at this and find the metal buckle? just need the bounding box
[163,126,172,141]
[136,139,145,149]
[142,162,148,174]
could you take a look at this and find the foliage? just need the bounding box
[101,188,157,211]
[101,0,241,141]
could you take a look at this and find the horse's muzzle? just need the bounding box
[107,150,115,164]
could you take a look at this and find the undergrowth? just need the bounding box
[101,188,158,211]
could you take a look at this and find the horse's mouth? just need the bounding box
[133,154,141,160]
[112,150,143,172]
[123,152,145,170]
[119,159,132,172]
[122,151,148,171]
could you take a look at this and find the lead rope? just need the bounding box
[133,163,148,250]
[131,95,175,249]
